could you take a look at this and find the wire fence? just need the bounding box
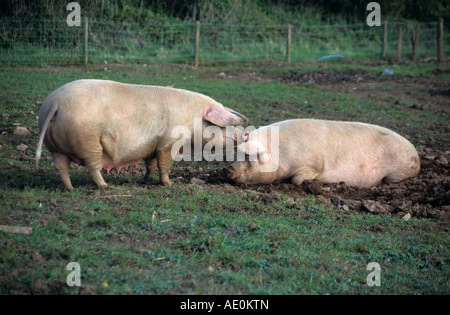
[0,18,448,66]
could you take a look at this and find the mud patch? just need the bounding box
[280,69,374,84]
[169,149,449,220]
[295,150,449,220]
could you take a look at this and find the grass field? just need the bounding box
[0,60,449,295]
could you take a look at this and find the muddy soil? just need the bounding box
[169,147,449,220]
[280,69,374,84]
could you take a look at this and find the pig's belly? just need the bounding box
[99,133,158,173]
[61,153,142,174]
[100,156,143,173]
[315,165,386,188]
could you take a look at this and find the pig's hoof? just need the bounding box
[161,180,173,186]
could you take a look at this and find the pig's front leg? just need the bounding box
[291,167,319,186]
[156,148,173,186]
[144,157,158,179]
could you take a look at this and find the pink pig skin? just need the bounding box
[225,119,420,188]
[36,79,247,190]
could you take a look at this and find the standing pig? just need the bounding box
[225,119,420,188]
[36,79,248,190]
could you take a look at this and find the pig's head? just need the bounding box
[224,128,279,184]
[225,159,262,185]
[224,156,279,184]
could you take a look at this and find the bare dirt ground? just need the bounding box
[168,149,449,220]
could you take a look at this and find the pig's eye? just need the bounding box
[257,152,265,161]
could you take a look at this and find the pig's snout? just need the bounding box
[224,167,234,180]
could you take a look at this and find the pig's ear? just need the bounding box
[223,107,249,124]
[204,106,248,127]
[241,131,250,142]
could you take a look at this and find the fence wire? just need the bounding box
[0,18,448,66]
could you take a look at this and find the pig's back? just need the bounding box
[279,119,419,187]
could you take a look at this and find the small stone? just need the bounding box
[16,144,28,151]
[14,126,31,136]
[362,200,385,213]
[402,213,411,221]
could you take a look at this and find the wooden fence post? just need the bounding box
[437,18,443,62]
[397,24,402,63]
[83,17,88,65]
[194,21,200,67]
[412,23,419,62]
[286,24,291,63]
[382,20,387,58]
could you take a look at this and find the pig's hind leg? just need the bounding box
[53,152,74,190]
[84,157,108,189]
[80,144,108,189]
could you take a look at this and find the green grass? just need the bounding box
[0,61,449,294]
[1,186,448,294]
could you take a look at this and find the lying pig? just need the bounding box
[225,119,420,188]
[36,79,248,190]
